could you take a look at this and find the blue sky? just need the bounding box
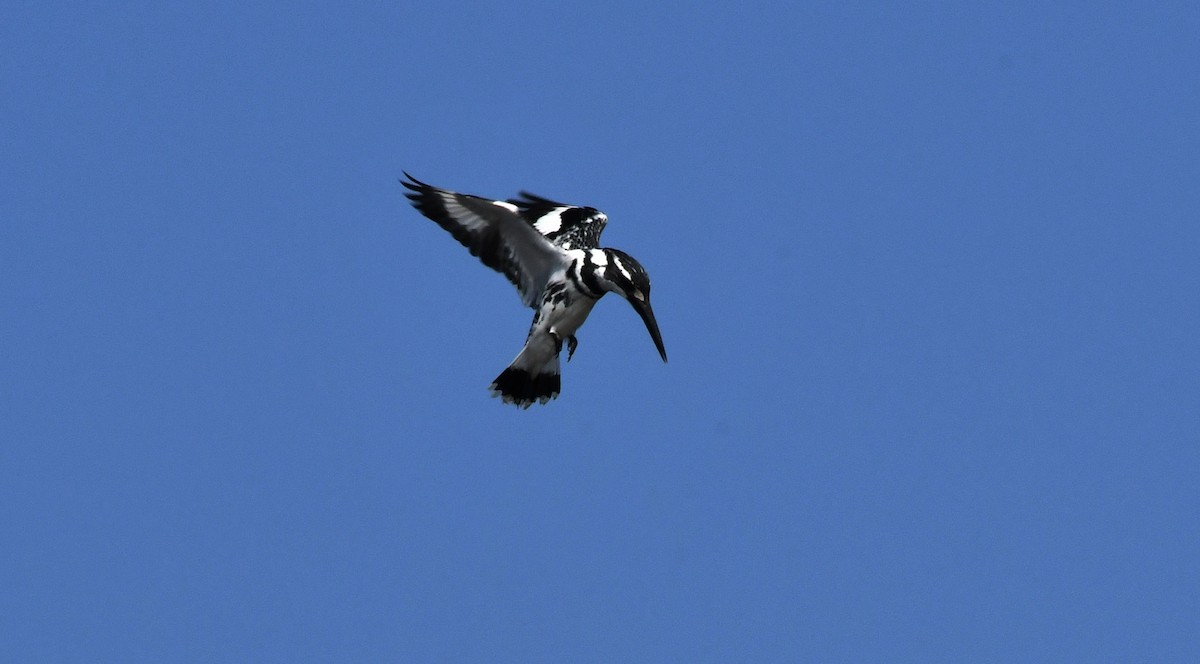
[3,1,1198,661]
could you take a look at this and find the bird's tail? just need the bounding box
[489,353,561,409]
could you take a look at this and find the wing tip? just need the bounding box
[399,170,426,191]
[508,190,567,208]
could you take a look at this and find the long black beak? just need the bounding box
[630,297,668,363]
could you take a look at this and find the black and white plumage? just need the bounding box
[401,173,667,408]
[507,191,608,250]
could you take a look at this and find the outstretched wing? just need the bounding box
[401,173,569,308]
[507,191,608,250]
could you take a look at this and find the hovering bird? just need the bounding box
[401,173,667,408]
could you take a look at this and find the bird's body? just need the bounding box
[401,173,666,408]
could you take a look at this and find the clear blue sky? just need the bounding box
[3,1,1198,661]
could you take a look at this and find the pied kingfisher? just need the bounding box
[401,173,667,408]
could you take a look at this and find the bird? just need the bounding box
[400,172,667,408]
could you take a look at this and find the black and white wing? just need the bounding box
[401,173,569,308]
[507,191,608,250]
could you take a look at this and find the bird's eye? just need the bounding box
[633,291,646,302]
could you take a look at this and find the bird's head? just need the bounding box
[600,249,667,363]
